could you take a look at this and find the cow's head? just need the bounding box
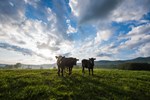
[55,56,65,60]
[72,58,79,65]
[89,58,96,65]
[55,56,65,59]
[89,58,96,60]
[55,56,65,64]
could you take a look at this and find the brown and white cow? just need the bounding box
[56,56,79,76]
[82,58,96,75]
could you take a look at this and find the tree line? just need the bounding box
[119,63,150,71]
[3,63,22,69]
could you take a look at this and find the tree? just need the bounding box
[14,63,22,69]
[5,65,13,69]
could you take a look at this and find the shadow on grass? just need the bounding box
[0,69,150,100]
[55,73,148,100]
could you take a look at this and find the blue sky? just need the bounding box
[0,0,150,64]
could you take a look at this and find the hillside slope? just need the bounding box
[94,56,150,68]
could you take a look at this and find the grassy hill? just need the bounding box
[94,56,150,68]
[0,69,150,100]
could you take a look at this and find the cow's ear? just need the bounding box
[76,59,79,61]
[55,56,58,59]
[94,58,96,60]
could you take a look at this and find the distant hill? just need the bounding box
[0,64,6,67]
[1,57,150,69]
[127,57,150,63]
[94,56,150,68]
[0,63,56,69]
[21,64,56,69]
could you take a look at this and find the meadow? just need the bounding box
[0,69,150,100]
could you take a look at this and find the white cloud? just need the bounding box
[71,0,150,24]
[137,43,150,57]
[111,0,150,22]
[119,23,150,50]
[113,23,150,59]
[76,0,123,24]
[68,0,150,61]
[0,0,150,64]
[0,2,75,64]
[24,0,40,7]
[0,0,26,23]
[95,30,112,43]
[67,25,77,34]
[69,0,79,16]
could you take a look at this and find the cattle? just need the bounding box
[56,56,79,76]
[82,58,96,75]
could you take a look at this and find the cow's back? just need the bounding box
[82,59,89,68]
[61,58,76,68]
[63,58,73,67]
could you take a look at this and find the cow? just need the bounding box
[56,56,79,76]
[82,58,96,75]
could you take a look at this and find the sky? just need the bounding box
[0,0,150,64]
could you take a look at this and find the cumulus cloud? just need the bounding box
[97,53,112,57]
[77,0,123,24]
[25,0,53,23]
[52,0,69,37]
[0,42,54,61]
[59,0,150,61]
[67,24,77,34]
[111,0,150,22]
[0,0,150,64]
[0,43,33,56]
[66,19,77,34]
[0,16,74,61]
[119,23,150,50]
[24,0,40,8]
[0,0,75,63]
[0,0,25,23]
[67,0,150,60]
[95,30,112,44]
[37,39,60,51]
[71,0,150,24]
[136,43,150,57]
[91,23,150,60]
[69,0,79,16]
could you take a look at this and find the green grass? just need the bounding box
[0,69,150,100]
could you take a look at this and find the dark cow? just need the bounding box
[56,56,79,76]
[82,58,96,75]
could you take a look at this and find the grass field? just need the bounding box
[0,69,150,100]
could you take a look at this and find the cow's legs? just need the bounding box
[71,66,73,75]
[69,67,71,75]
[91,68,93,75]
[57,67,60,76]
[69,67,72,75]
[61,68,64,76]
[82,67,85,76]
[88,68,90,75]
